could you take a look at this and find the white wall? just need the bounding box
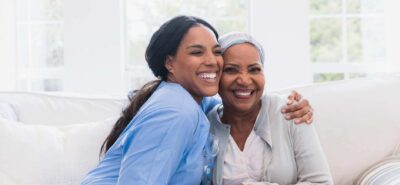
[3,0,399,94]
[250,0,312,91]
[0,0,17,91]
[384,0,400,72]
[63,0,125,95]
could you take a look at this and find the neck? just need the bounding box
[166,77,202,104]
[221,101,262,133]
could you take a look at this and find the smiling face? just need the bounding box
[219,43,265,113]
[166,25,223,102]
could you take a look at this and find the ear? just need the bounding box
[165,56,174,73]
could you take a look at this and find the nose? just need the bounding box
[204,52,218,66]
[237,72,252,86]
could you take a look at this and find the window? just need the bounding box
[310,0,385,83]
[16,0,64,91]
[125,0,249,90]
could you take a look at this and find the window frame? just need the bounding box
[15,0,64,91]
[309,0,386,82]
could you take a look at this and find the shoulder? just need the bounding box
[144,82,201,116]
[263,93,287,111]
[261,94,288,121]
[263,94,314,129]
[155,82,196,103]
[259,94,296,137]
[201,95,222,113]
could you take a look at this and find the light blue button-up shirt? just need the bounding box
[81,82,219,185]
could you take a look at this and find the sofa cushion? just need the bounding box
[0,117,117,185]
[354,156,400,185]
[0,102,18,121]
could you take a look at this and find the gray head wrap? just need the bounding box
[218,32,265,64]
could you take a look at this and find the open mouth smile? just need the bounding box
[233,89,254,99]
[198,72,217,82]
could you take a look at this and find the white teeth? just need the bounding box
[198,73,216,79]
[234,91,252,96]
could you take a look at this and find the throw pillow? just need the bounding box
[0,117,117,185]
[354,156,400,185]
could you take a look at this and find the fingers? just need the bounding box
[286,108,313,124]
[294,91,302,101]
[287,91,296,105]
[286,90,302,105]
[284,104,310,120]
[300,109,313,124]
[282,98,309,113]
[305,115,313,124]
[282,91,314,124]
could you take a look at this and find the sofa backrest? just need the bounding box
[0,92,127,125]
[1,74,399,185]
[274,74,400,184]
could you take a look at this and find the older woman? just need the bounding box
[208,32,333,185]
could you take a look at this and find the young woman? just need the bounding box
[208,32,333,185]
[81,16,313,185]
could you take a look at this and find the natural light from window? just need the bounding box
[310,0,385,83]
[125,0,249,90]
[16,0,64,91]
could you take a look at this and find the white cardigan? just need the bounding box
[207,94,333,185]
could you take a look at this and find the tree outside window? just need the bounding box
[310,0,385,83]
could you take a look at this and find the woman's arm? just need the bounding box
[289,123,333,185]
[203,91,314,124]
[116,108,196,185]
[281,91,313,124]
[238,123,333,185]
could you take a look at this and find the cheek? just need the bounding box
[177,62,195,75]
[218,76,232,93]
[257,77,265,90]
[217,57,224,66]
[252,73,265,87]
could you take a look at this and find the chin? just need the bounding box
[201,88,218,97]
[229,102,256,112]
[234,106,253,112]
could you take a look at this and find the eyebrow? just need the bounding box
[224,63,240,67]
[186,44,221,49]
[225,62,261,67]
[248,63,262,67]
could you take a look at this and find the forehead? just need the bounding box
[223,43,260,61]
[180,25,218,45]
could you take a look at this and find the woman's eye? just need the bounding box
[223,67,237,73]
[249,67,262,73]
[214,49,222,56]
[190,51,203,55]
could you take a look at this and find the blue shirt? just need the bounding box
[81,82,219,185]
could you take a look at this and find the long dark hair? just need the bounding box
[100,15,219,155]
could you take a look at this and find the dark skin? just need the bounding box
[218,43,313,151]
[221,101,261,150]
[283,91,314,124]
[222,91,313,150]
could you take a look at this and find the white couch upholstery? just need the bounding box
[1,74,399,185]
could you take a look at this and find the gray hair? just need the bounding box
[218,32,265,64]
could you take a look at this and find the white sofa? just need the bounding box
[1,74,400,185]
